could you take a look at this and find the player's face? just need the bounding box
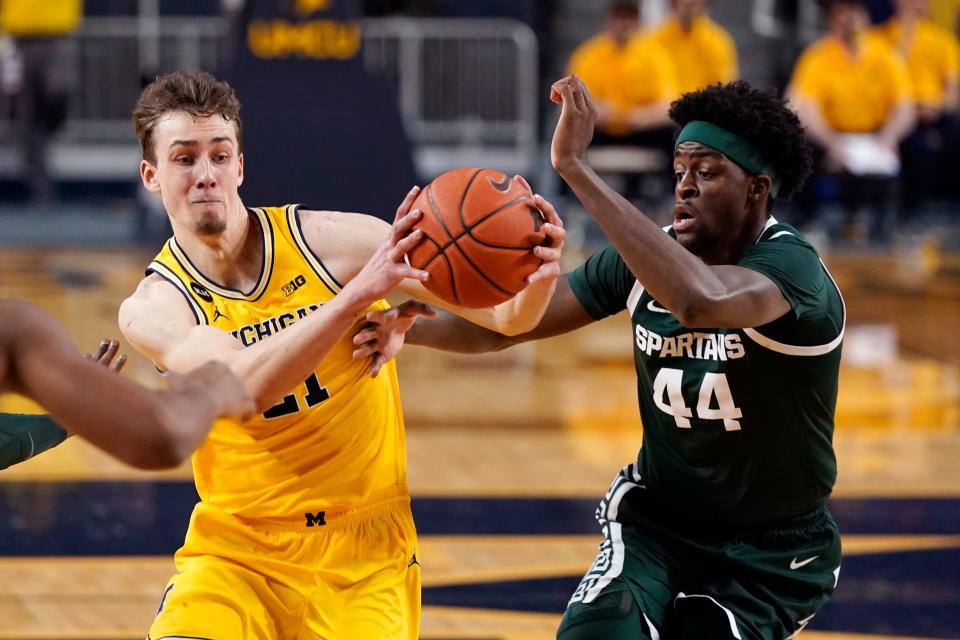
[140,111,244,237]
[672,142,758,263]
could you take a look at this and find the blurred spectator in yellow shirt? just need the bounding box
[0,0,82,206]
[567,1,676,143]
[929,0,960,32]
[874,0,960,213]
[566,1,677,199]
[788,0,915,240]
[648,0,739,96]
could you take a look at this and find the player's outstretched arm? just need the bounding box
[549,75,789,329]
[1,299,253,469]
[120,190,429,412]
[352,275,595,375]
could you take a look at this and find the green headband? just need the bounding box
[675,121,782,198]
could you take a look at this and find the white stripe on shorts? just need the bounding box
[674,592,742,639]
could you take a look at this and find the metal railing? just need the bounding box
[0,15,539,178]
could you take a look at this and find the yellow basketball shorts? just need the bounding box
[148,486,420,640]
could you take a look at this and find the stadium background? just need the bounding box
[0,0,959,638]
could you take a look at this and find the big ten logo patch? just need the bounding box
[190,282,213,302]
[282,274,307,296]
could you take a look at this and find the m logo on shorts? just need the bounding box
[305,511,327,527]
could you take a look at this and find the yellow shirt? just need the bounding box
[929,0,960,32]
[567,32,677,135]
[149,205,406,520]
[1,0,81,37]
[790,34,912,132]
[873,18,960,108]
[649,15,738,96]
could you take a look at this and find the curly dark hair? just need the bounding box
[668,81,813,201]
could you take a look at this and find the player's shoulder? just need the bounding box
[297,208,388,248]
[754,220,818,253]
[119,273,195,330]
[296,208,389,281]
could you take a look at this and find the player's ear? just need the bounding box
[751,175,771,202]
[140,159,161,193]
[237,152,244,186]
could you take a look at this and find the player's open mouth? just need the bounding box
[673,206,695,231]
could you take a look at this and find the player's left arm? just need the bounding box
[298,195,565,336]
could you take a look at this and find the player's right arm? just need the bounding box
[0,299,252,470]
[353,274,595,362]
[119,197,428,412]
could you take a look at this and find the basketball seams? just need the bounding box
[415,167,546,306]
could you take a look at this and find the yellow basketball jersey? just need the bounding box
[148,205,406,520]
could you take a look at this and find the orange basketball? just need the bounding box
[408,168,547,308]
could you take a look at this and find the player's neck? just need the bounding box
[173,201,264,290]
[700,212,769,266]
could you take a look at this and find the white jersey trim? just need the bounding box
[744,221,846,356]
[148,261,209,326]
[169,207,274,301]
[675,592,743,639]
[626,280,645,316]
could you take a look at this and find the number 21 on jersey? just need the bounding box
[652,368,742,431]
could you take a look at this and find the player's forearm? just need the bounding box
[214,287,371,410]
[556,161,722,324]
[406,310,516,354]
[457,278,557,337]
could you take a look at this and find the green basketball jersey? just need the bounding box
[568,218,844,525]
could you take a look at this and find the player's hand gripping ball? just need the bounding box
[407,168,547,308]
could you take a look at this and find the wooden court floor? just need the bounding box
[0,246,958,640]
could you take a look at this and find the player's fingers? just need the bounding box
[534,245,562,262]
[352,343,377,360]
[391,209,422,244]
[513,174,532,193]
[401,301,437,318]
[560,81,579,113]
[576,76,595,110]
[527,261,561,284]
[365,309,386,325]
[353,328,377,345]
[111,353,128,373]
[393,185,421,222]
[542,223,567,249]
[570,77,588,112]
[534,194,564,228]
[101,339,120,365]
[88,339,109,361]
[396,264,430,282]
[370,354,388,378]
[391,229,424,260]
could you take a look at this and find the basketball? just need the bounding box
[407,168,547,308]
